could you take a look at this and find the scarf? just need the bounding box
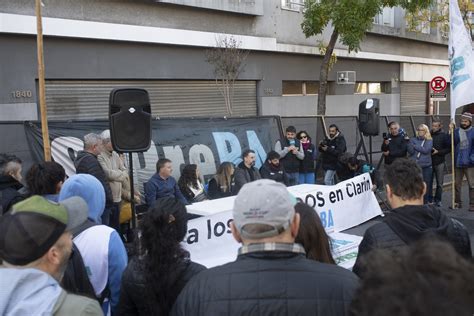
[302,142,311,150]
[459,126,471,150]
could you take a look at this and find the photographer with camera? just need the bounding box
[381,121,409,165]
[319,124,346,185]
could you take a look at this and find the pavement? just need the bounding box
[343,182,474,253]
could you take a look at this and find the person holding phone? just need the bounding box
[274,126,304,186]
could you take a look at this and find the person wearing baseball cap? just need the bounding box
[172,179,358,316]
[0,195,103,315]
[450,112,474,211]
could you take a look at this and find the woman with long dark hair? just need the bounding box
[178,164,208,203]
[207,162,235,199]
[294,202,335,264]
[118,197,206,315]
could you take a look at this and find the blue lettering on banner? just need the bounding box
[319,209,334,229]
[451,56,469,89]
[212,132,242,165]
[246,130,266,169]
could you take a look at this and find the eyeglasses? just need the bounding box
[300,135,308,139]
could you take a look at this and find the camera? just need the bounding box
[319,139,329,148]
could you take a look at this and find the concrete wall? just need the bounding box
[0,0,448,59]
[260,94,400,117]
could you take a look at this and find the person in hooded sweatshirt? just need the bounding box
[0,153,26,214]
[0,195,102,316]
[352,158,472,278]
[259,150,289,186]
[59,174,127,315]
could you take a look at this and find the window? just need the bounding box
[355,82,390,94]
[282,81,320,96]
[281,0,304,12]
[373,7,394,27]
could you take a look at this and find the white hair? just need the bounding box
[83,133,102,150]
[100,129,111,144]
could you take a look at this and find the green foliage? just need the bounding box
[302,0,433,53]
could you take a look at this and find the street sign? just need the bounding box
[430,92,447,101]
[430,76,447,92]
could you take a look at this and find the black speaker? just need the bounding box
[358,98,380,136]
[109,88,152,152]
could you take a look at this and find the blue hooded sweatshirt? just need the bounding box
[58,173,127,315]
[0,268,62,316]
[59,174,105,224]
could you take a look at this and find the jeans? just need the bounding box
[454,167,474,209]
[101,206,111,226]
[287,172,300,186]
[299,172,315,184]
[421,166,433,204]
[428,163,445,204]
[109,202,121,232]
[324,169,336,185]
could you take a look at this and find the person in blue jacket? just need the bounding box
[408,124,433,204]
[59,173,128,315]
[450,112,474,211]
[145,158,188,207]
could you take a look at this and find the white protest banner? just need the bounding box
[331,232,363,270]
[183,210,238,268]
[289,173,382,233]
[183,210,363,269]
[449,0,474,118]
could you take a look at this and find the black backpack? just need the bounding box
[61,220,109,304]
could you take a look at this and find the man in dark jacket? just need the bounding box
[353,159,471,278]
[260,150,289,186]
[172,179,359,316]
[234,149,261,193]
[144,158,188,207]
[450,112,474,211]
[274,126,304,186]
[0,153,26,214]
[74,133,113,225]
[429,119,450,207]
[319,124,346,185]
[381,121,408,165]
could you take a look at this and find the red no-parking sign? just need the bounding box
[430,76,447,92]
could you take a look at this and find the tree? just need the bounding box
[206,36,249,116]
[405,0,473,39]
[301,0,433,115]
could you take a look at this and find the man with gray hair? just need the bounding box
[98,130,128,231]
[172,179,358,316]
[0,153,26,214]
[74,133,113,225]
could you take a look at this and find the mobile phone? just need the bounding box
[382,132,387,140]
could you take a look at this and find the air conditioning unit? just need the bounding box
[337,71,356,84]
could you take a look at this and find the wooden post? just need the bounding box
[451,120,455,209]
[36,0,51,161]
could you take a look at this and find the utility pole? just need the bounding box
[36,0,51,161]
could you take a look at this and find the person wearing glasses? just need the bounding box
[296,131,317,184]
[407,124,433,204]
[381,121,409,166]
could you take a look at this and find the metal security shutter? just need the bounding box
[45,80,257,119]
[400,82,427,115]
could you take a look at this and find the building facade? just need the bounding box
[0,0,451,121]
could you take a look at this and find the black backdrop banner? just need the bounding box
[24,117,283,192]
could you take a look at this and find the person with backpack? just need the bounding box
[59,174,127,315]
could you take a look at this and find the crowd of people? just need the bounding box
[1,118,474,315]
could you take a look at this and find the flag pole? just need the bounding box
[451,120,455,209]
[36,0,51,161]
